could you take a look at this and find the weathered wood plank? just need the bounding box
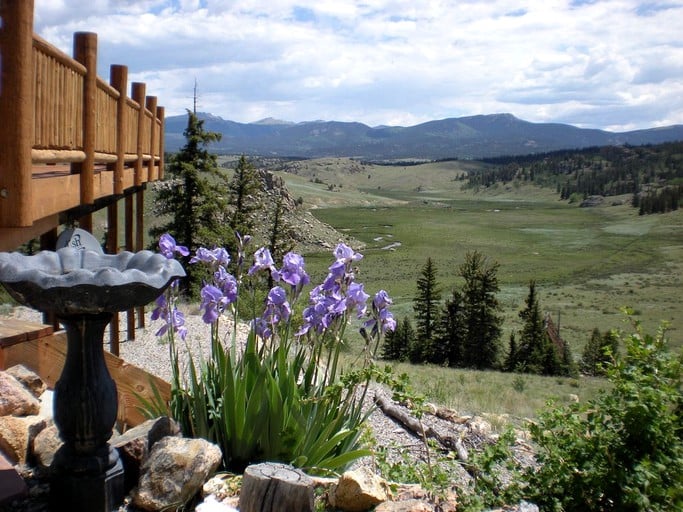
[0,330,171,428]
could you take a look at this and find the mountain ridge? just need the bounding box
[164,112,683,160]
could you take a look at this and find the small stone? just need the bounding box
[0,372,41,417]
[5,365,46,398]
[374,499,435,512]
[132,436,222,511]
[31,423,62,469]
[112,416,181,492]
[0,415,47,464]
[330,466,388,512]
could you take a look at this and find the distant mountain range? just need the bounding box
[164,112,683,160]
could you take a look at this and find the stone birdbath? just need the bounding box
[0,248,185,511]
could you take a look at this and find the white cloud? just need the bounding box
[32,0,683,130]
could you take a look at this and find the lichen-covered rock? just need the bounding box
[5,365,46,398]
[113,416,181,492]
[132,436,222,511]
[0,415,47,464]
[374,499,435,512]
[0,372,41,417]
[329,466,388,512]
[31,423,61,468]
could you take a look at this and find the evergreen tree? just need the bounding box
[412,258,442,363]
[436,289,466,367]
[382,316,413,362]
[150,110,229,296]
[459,251,503,369]
[515,280,550,373]
[228,155,262,238]
[581,327,619,376]
[504,332,518,372]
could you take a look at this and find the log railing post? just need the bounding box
[107,201,120,354]
[73,32,97,232]
[125,194,136,340]
[146,96,158,181]
[0,0,35,227]
[136,187,145,328]
[157,106,165,180]
[131,82,146,187]
[110,65,128,195]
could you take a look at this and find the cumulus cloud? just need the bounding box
[33,0,683,131]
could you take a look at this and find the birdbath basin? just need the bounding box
[0,248,185,512]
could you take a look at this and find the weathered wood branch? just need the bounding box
[374,390,468,461]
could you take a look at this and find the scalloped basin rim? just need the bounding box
[0,248,185,314]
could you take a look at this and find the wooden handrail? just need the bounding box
[0,1,165,235]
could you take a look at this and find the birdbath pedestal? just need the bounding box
[0,248,184,512]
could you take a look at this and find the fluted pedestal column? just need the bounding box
[49,312,123,512]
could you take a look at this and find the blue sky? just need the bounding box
[34,0,683,131]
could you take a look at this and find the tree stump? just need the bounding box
[238,462,315,512]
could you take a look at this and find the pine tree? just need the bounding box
[150,110,230,296]
[459,251,502,369]
[228,155,261,238]
[581,327,619,376]
[504,332,518,372]
[412,258,442,363]
[382,316,413,362]
[436,289,466,367]
[515,280,549,373]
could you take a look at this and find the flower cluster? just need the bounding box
[296,243,395,339]
[152,234,395,345]
[151,234,189,340]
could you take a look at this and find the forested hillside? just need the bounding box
[466,141,683,214]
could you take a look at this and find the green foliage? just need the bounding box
[512,281,573,376]
[459,251,503,369]
[382,315,413,361]
[228,155,262,239]
[581,327,619,376]
[436,289,467,367]
[150,111,230,296]
[412,258,441,363]
[523,313,683,511]
[458,428,524,511]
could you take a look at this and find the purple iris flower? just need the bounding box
[274,252,310,288]
[214,266,238,303]
[365,290,396,336]
[346,282,370,318]
[248,247,275,275]
[262,286,291,324]
[190,246,231,267]
[373,289,393,310]
[252,317,272,339]
[151,294,187,340]
[159,233,189,259]
[333,243,363,263]
[199,284,228,324]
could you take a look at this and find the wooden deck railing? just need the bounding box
[0,0,165,250]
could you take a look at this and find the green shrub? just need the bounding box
[523,311,683,511]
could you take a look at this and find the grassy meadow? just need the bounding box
[273,157,682,418]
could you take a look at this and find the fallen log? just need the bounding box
[374,390,468,461]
